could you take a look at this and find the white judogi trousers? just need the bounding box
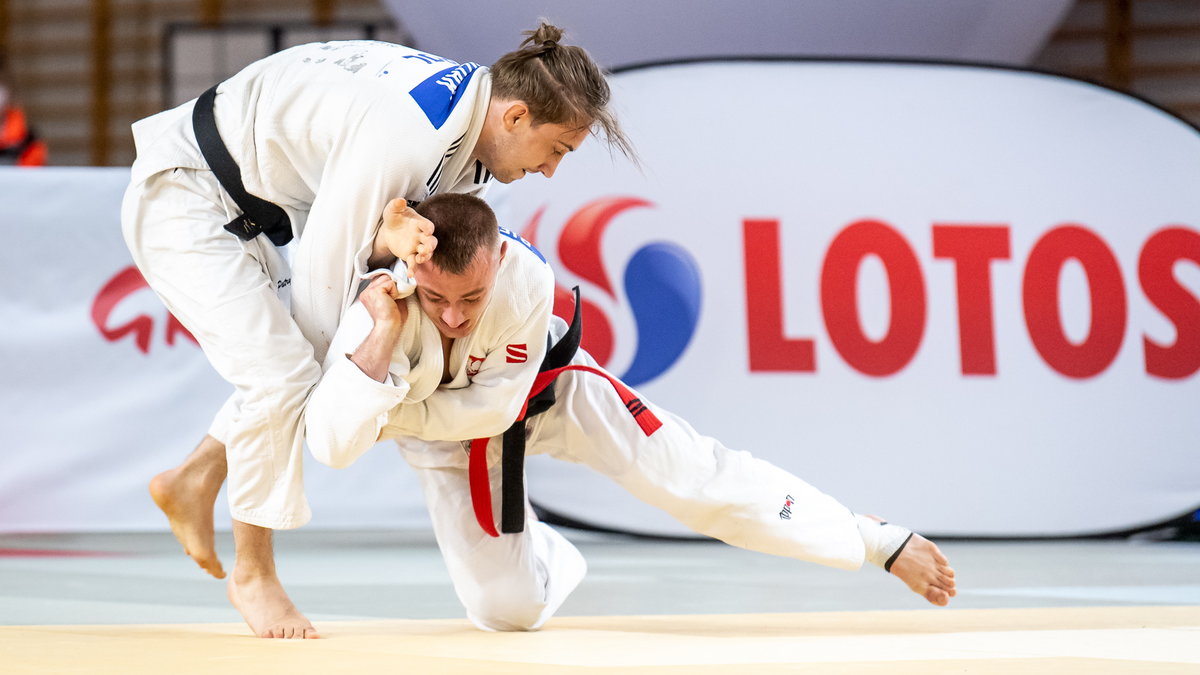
[398,346,866,631]
[122,167,317,529]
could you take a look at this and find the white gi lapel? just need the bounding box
[428,70,491,197]
[402,302,448,404]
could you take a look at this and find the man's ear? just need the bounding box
[503,102,529,131]
[498,240,508,263]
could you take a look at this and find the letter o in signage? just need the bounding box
[821,220,927,376]
[1022,225,1127,378]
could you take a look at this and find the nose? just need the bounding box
[538,154,563,179]
[442,305,467,328]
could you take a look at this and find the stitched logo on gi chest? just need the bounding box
[779,495,795,520]
[466,354,485,378]
[520,197,702,386]
[506,344,528,363]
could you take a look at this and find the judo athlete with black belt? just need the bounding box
[120,23,632,638]
[304,193,958,632]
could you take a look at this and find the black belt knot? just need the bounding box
[192,85,293,247]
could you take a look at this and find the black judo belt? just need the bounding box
[468,287,664,536]
[191,85,293,246]
[468,287,584,536]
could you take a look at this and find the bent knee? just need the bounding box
[468,601,548,632]
[306,442,353,470]
[463,583,550,632]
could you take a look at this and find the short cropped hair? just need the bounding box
[414,193,499,274]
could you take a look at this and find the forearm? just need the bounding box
[384,383,528,441]
[349,321,403,382]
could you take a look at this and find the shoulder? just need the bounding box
[481,230,554,335]
[498,227,554,301]
[348,59,484,150]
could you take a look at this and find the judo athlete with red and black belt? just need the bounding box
[305,194,958,632]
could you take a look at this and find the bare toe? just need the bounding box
[228,574,316,640]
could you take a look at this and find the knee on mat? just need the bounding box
[464,584,549,632]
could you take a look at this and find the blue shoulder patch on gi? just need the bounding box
[409,62,481,129]
[498,226,547,264]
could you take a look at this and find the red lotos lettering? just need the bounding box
[741,215,1193,380]
[932,225,1011,375]
[743,218,816,372]
[1022,225,1126,379]
[1139,227,1200,379]
[821,220,926,377]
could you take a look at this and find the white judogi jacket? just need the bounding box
[306,230,554,469]
[305,230,869,577]
[129,40,496,362]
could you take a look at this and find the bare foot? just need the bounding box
[888,534,957,606]
[228,572,319,639]
[149,467,225,579]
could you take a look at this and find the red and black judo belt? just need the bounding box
[192,85,293,246]
[469,287,664,536]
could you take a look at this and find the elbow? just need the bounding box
[304,422,357,470]
[307,437,353,470]
[477,405,525,439]
[303,397,367,469]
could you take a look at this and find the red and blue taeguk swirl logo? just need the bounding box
[523,196,702,386]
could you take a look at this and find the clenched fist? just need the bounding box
[358,273,410,330]
[371,198,438,272]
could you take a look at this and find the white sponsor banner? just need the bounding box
[496,60,1200,537]
[3,60,1197,538]
[0,168,429,533]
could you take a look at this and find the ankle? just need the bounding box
[232,565,279,585]
[855,514,913,571]
[172,460,224,492]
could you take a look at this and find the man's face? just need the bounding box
[480,102,592,183]
[412,243,505,339]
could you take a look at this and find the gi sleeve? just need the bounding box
[305,302,412,469]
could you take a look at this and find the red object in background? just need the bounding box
[0,105,48,166]
[92,266,198,354]
[744,217,1200,380]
